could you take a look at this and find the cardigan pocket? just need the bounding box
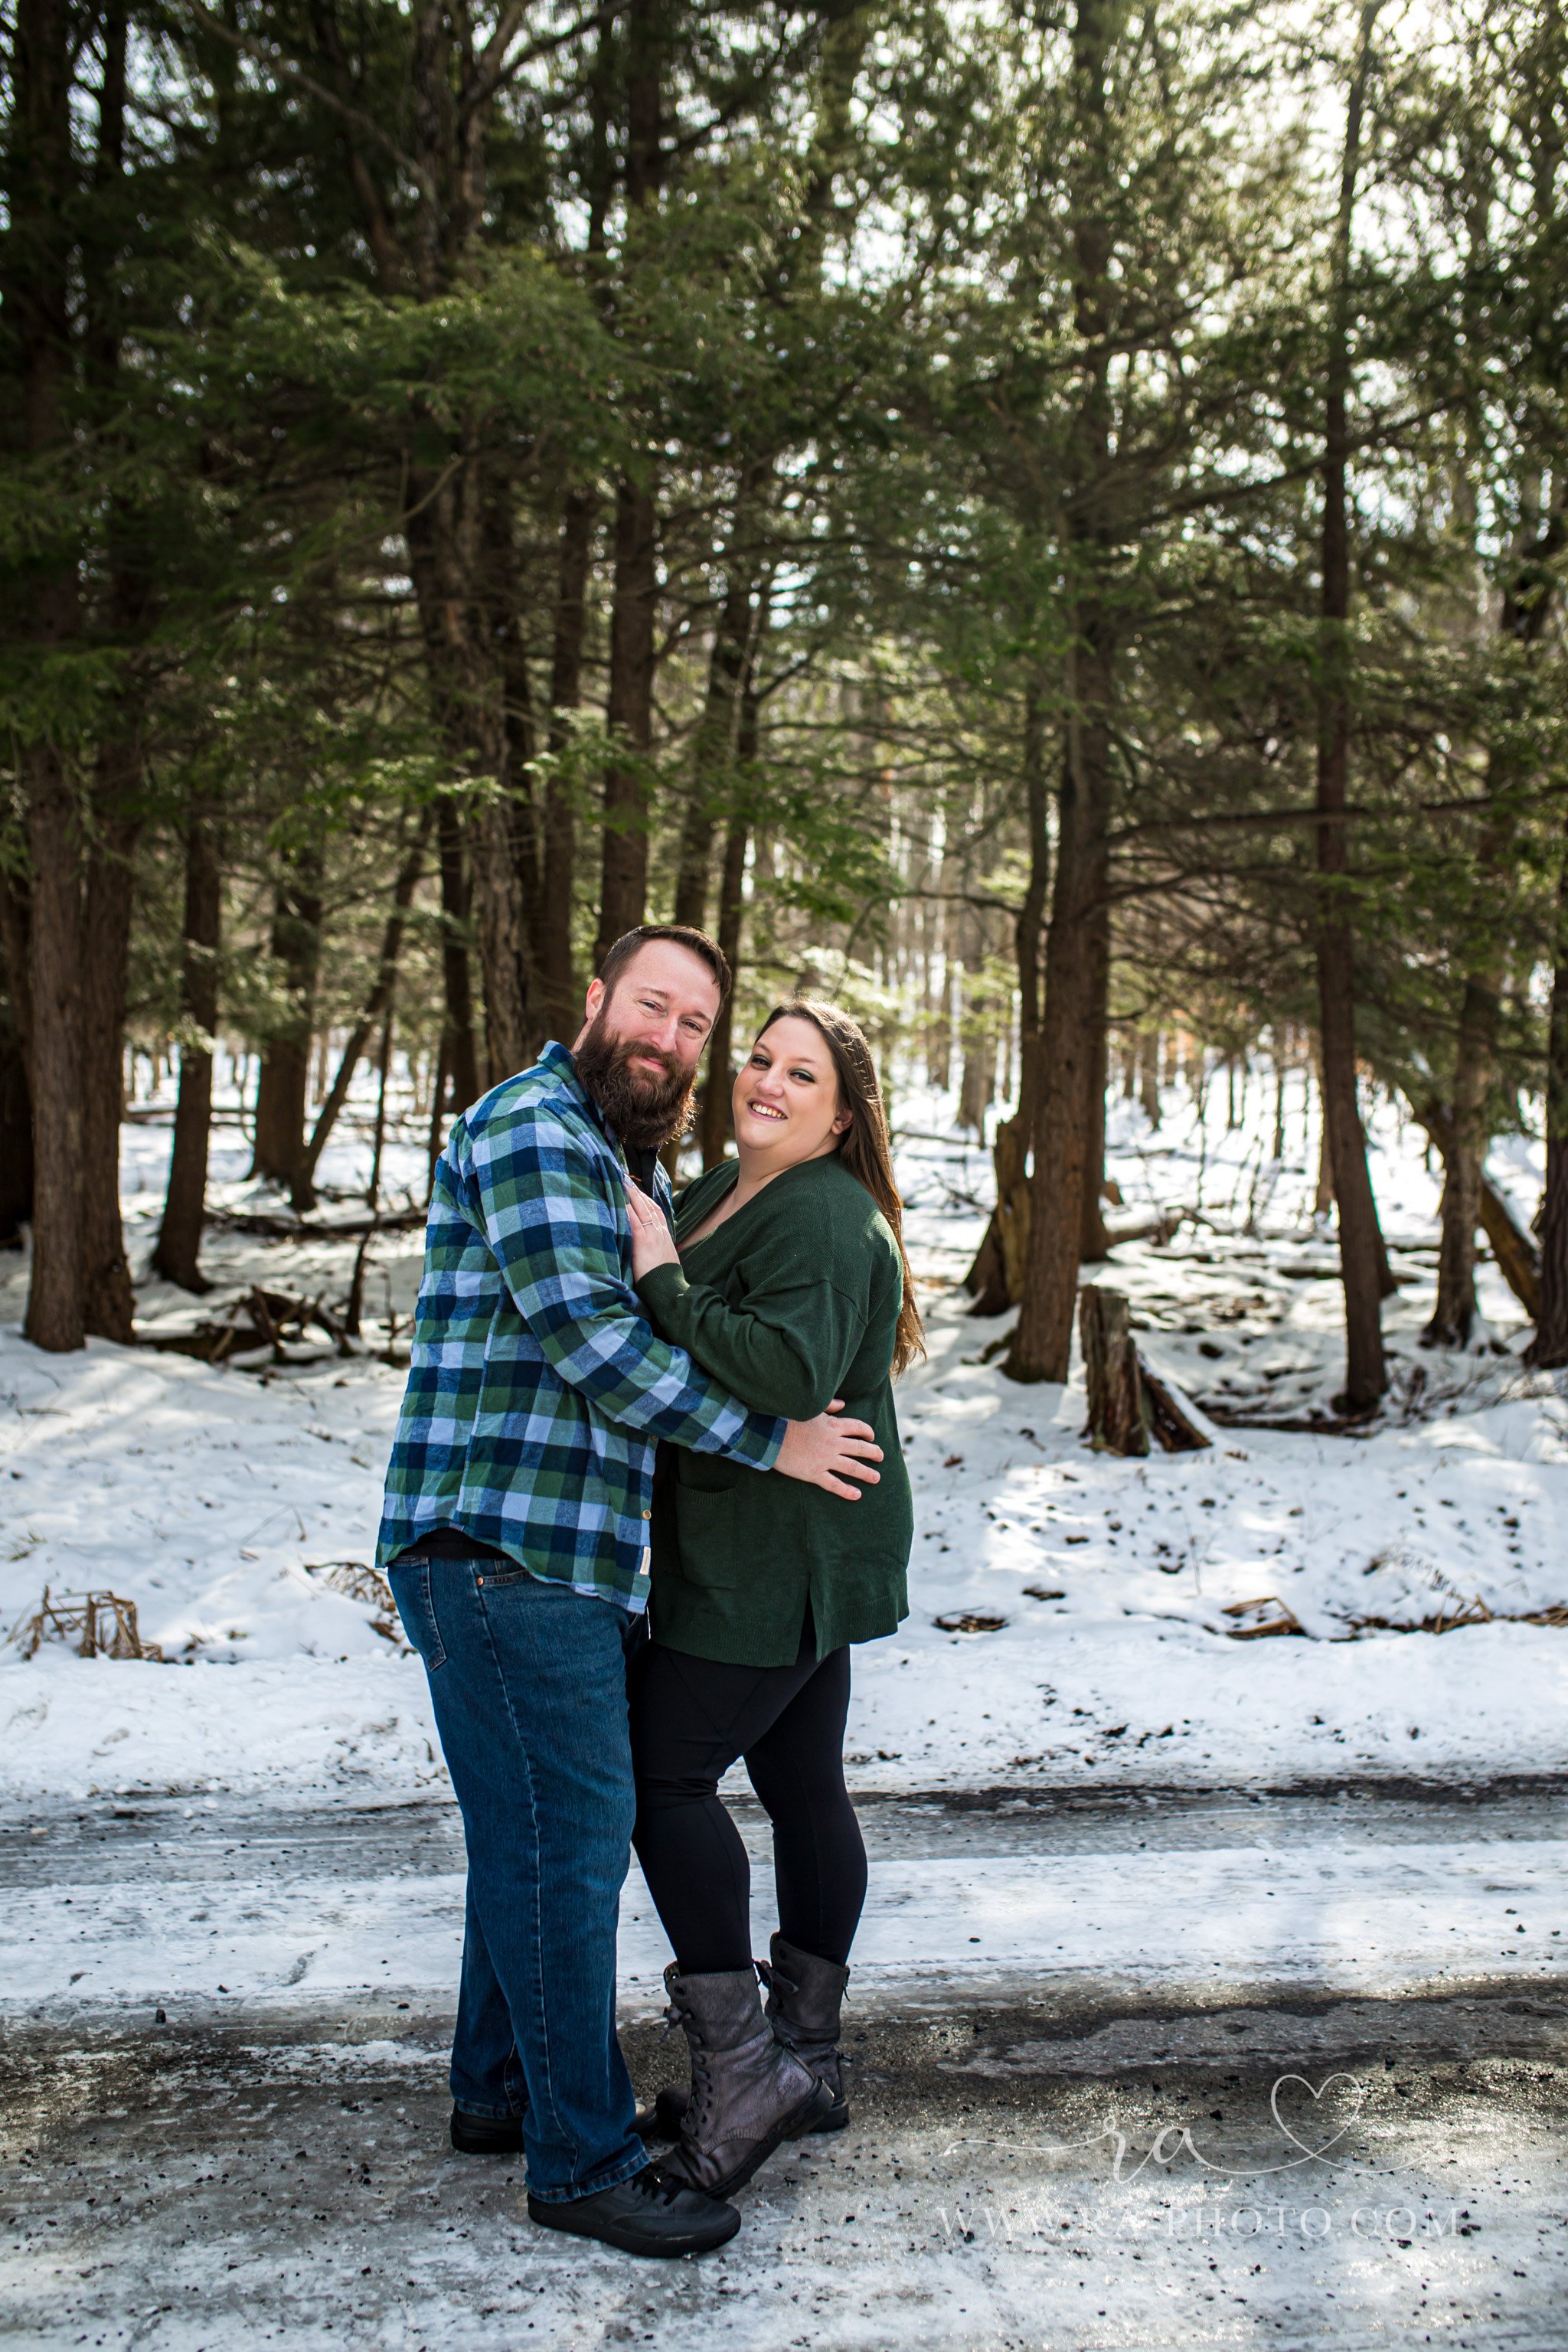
[674,1448,744,1495]
[671,1484,745,1587]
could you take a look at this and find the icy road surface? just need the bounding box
[4,1786,1568,2348]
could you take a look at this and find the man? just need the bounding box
[377,924,883,2258]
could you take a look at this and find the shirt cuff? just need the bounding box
[635,1263,690,1318]
[730,1410,786,1472]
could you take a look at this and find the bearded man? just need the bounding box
[377,925,882,2259]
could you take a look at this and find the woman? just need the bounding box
[619,998,920,2203]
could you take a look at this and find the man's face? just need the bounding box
[578,939,721,1083]
[571,941,722,1149]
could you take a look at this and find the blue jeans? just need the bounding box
[387,1555,648,2203]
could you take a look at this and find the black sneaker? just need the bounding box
[528,2166,740,2257]
[450,2105,524,2155]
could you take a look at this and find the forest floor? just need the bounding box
[4,1064,1568,2344]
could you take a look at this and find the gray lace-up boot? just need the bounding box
[652,1962,832,2199]
[760,1932,851,2130]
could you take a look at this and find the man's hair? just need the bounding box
[596,923,731,1005]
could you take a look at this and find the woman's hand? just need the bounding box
[623,1175,681,1279]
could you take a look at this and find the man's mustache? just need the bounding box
[616,1040,681,1083]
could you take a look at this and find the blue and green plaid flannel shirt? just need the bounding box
[375,1040,785,1609]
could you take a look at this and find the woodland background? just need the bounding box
[3,0,1567,1411]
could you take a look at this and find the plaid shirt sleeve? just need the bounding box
[454,1098,784,1466]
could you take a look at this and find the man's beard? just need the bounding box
[573,1012,698,1152]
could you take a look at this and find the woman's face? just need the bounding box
[731,1017,851,1169]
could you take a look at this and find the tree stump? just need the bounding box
[1080,1284,1213,1455]
[1080,1286,1149,1455]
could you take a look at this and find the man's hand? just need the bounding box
[623,1174,680,1279]
[775,1400,883,1500]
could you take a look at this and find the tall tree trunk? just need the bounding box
[79,777,139,1338]
[1080,900,1112,1262]
[0,988,31,1245]
[152,809,221,1291]
[77,0,142,1342]
[1530,852,1568,1366]
[9,0,83,1350]
[674,493,763,929]
[597,474,658,960]
[0,870,34,1077]
[1007,631,1115,1380]
[292,811,430,1209]
[699,813,750,1171]
[487,466,542,1062]
[596,0,664,965]
[1313,2,1387,1414]
[251,854,322,1188]
[1004,0,1119,1381]
[1431,505,1563,1346]
[426,1032,449,1196]
[697,614,765,1170]
[1426,974,1491,1347]
[1400,1087,1540,1318]
[403,458,526,1091]
[673,580,753,930]
[537,490,595,1040]
[312,0,528,1089]
[965,691,1054,1313]
[1013,685,1052,1161]
[1138,1030,1161,1128]
[435,793,481,1113]
[367,1003,395,1216]
[472,776,527,1090]
[21,760,84,1351]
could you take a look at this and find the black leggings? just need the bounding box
[629,1619,867,1976]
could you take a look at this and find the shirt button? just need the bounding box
[641,1510,652,1521]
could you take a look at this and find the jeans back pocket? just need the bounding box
[387,1560,448,1672]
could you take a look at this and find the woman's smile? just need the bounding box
[730,1016,853,1169]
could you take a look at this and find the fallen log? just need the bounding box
[1197,1400,1377,1437]
[1403,1094,1541,1319]
[1223,1596,1304,1640]
[1479,1181,1540,1320]
[1139,1357,1212,1452]
[139,1286,359,1364]
[204,1206,426,1242]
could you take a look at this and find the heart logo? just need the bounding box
[1269,2072,1365,2163]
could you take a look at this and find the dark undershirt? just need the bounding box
[397,1136,666,1568]
[404,1527,511,1563]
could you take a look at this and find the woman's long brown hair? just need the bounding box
[754,1000,926,1375]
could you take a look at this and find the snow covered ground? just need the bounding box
[3,1055,1566,1808]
